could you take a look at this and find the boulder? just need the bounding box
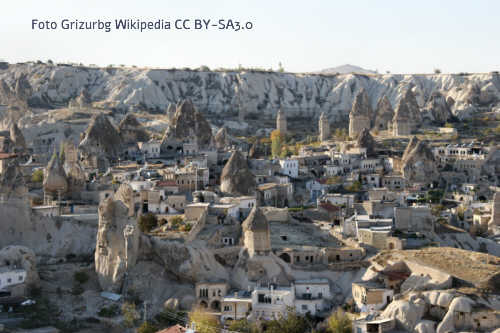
[400,273,452,293]
[436,296,475,333]
[382,298,426,332]
[415,320,437,333]
[421,291,455,307]
[0,245,39,287]
[164,297,179,311]
[148,237,228,283]
[220,150,256,196]
[161,100,213,149]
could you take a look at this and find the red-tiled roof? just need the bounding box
[0,152,17,159]
[156,324,188,333]
[319,202,341,212]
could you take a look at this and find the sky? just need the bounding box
[1,0,499,74]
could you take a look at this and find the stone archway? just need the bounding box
[279,253,291,263]
[210,300,221,311]
[199,300,208,308]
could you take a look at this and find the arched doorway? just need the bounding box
[279,253,291,263]
[210,300,221,311]
[199,300,208,308]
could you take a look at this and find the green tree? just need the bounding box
[346,181,362,192]
[278,62,285,73]
[327,309,352,333]
[271,130,284,158]
[264,308,311,333]
[189,307,220,333]
[138,213,158,233]
[228,319,260,333]
[137,321,158,333]
[170,216,184,230]
[122,302,139,328]
[32,169,44,183]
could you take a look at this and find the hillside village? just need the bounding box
[0,62,499,333]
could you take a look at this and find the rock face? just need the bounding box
[220,150,256,195]
[161,100,213,149]
[426,91,452,124]
[1,63,499,121]
[9,123,26,152]
[318,112,330,141]
[393,89,422,135]
[43,153,68,196]
[242,207,271,257]
[14,73,32,103]
[401,136,439,183]
[490,191,500,227]
[392,98,412,136]
[356,128,377,157]
[276,108,287,135]
[214,127,230,150]
[248,140,267,159]
[118,113,149,144]
[69,89,91,108]
[0,160,26,197]
[349,89,372,138]
[95,184,139,292]
[373,95,394,130]
[78,113,123,168]
[382,298,426,331]
[0,245,39,287]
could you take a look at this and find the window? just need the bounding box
[301,304,308,310]
[18,275,23,281]
[318,292,323,299]
[224,305,231,311]
[7,278,11,283]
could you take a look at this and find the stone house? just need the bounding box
[0,267,27,297]
[357,227,393,250]
[352,280,394,313]
[221,290,252,322]
[138,140,161,159]
[257,183,293,207]
[294,279,331,316]
[382,174,406,191]
[195,281,229,311]
[352,317,396,333]
[279,158,299,178]
[252,284,295,320]
[394,206,434,233]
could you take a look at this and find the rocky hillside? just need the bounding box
[1,63,499,120]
